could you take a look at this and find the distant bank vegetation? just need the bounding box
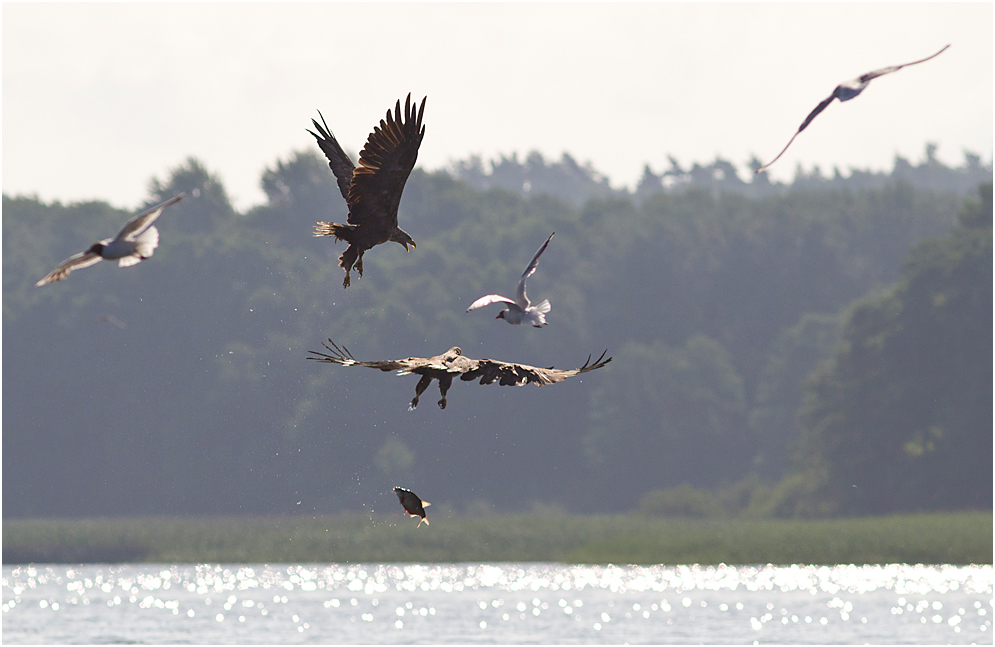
[3,512,991,565]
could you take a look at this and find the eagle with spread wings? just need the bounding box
[308,94,426,288]
[307,340,612,410]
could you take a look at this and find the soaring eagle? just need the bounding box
[307,339,612,410]
[756,44,949,174]
[467,232,554,327]
[308,94,426,287]
[36,194,185,287]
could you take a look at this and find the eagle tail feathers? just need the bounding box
[314,221,357,242]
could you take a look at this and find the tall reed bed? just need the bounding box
[3,512,990,565]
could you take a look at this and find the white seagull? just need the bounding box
[756,44,950,174]
[467,232,554,327]
[36,194,185,287]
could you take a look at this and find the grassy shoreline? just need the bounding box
[2,511,991,565]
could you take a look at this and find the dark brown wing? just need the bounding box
[306,340,464,376]
[306,339,409,372]
[347,94,426,228]
[460,350,612,386]
[307,111,355,201]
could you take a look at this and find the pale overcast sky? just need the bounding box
[3,3,991,211]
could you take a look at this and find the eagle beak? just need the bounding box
[407,241,416,251]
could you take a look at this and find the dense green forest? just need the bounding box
[3,149,991,519]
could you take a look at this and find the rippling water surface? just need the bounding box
[2,563,991,644]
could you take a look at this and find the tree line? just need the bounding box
[3,150,990,518]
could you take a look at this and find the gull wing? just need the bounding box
[36,250,103,286]
[460,350,612,386]
[756,91,838,174]
[308,111,356,201]
[516,232,554,308]
[857,44,950,84]
[116,194,184,241]
[466,294,516,312]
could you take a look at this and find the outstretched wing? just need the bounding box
[857,44,950,84]
[466,294,516,312]
[347,94,426,227]
[517,232,554,308]
[306,339,463,375]
[756,91,837,174]
[461,350,612,386]
[36,250,103,286]
[116,194,185,241]
[308,111,356,201]
[306,339,409,372]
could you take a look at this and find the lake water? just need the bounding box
[2,563,991,644]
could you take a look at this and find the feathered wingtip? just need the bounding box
[305,339,357,365]
[578,349,612,372]
[307,110,335,142]
[387,93,427,138]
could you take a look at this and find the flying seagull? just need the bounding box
[308,94,426,287]
[467,232,554,327]
[36,194,185,287]
[307,340,612,410]
[756,44,950,174]
[393,487,430,527]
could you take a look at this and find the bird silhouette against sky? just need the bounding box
[36,194,184,286]
[308,94,426,287]
[467,232,554,327]
[756,45,950,174]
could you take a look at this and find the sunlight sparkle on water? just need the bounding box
[2,563,991,644]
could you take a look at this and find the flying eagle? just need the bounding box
[467,232,554,327]
[307,339,612,410]
[36,194,185,287]
[756,44,950,174]
[393,487,430,527]
[308,94,426,287]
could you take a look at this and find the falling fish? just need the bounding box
[393,486,430,527]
